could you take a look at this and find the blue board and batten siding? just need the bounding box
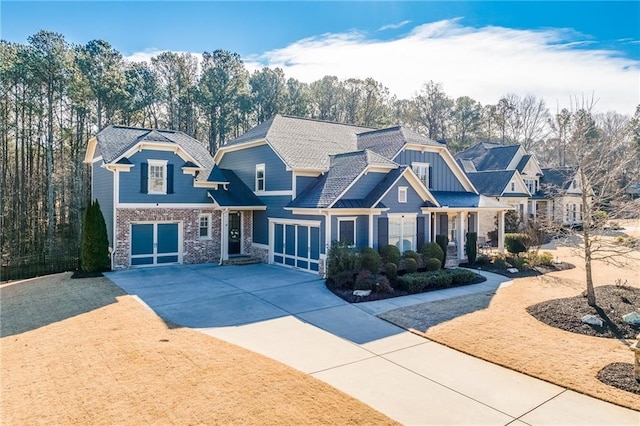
[379,176,425,212]
[92,162,114,246]
[119,150,210,204]
[252,195,326,253]
[219,145,291,191]
[396,150,465,192]
[295,175,319,197]
[331,215,369,247]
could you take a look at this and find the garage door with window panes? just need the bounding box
[131,222,180,266]
[273,223,320,272]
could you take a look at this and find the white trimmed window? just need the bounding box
[411,162,430,188]
[148,159,167,194]
[388,214,416,252]
[256,163,265,191]
[337,217,356,246]
[510,182,516,192]
[199,214,211,239]
[398,186,408,203]
[524,179,536,194]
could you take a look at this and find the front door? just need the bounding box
[228,212,241,255]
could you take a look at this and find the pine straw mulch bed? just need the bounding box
[378,244,640,411]
[0,273,397,425]
[527,285,640,395]
[460,260,575,279]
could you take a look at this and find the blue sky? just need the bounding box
[2,1,639,113]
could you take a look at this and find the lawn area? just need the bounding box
[380,222,640,412]
[0,273,396,425]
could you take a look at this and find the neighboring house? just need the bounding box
[86,116,510,274]
[214,115,510,274]
[455,142,585,242]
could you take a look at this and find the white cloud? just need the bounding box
[378,20,412,32]
[248,19,639,114]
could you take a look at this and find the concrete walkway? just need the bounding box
[107,264,639,425]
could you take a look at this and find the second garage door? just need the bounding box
[130,222,181,266]
[272,222,320,272]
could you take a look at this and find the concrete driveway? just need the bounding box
[107,264,639,425]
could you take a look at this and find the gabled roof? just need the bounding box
[466,170,517,197]
[455,142,521,171]
[288,150,398,209]
[539,167,578,195]
[94,125,214,171]
[222,115,375,170]
[356,126,442,159]
[516,154,531,172]
[207,169,265,208]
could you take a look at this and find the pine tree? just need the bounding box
[81,200,110,272]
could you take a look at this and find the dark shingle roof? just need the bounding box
[455,142,521,171]
[288,150,398,208]
[96,125,214,171]
[224,115,376,170]
[207,169,264,208]
[516,154,531,172]
[466,170,516,196]
[539,167,577,195]
[356,126,442,159]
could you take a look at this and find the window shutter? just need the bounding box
[378,217,388,248]
[417,216,425,248]
[428,166,433,189]
[167,164,174,194]
[140,162,148,193]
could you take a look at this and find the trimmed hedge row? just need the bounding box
[398,269,480,294]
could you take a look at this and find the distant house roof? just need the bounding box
[288,150,398,209]
[539,167,577,195]
[95,125,214,171]
[516,154,531,172]
[465,170,517,196]
[455,142,521,172]
[223,115,375,170]
[207,169,265,208]
[356,126,442,159]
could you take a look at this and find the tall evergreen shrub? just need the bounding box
[435,234,449,267]
[465,232,477,264]
[81,200,111,272]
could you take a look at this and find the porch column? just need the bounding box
[532,200,537,222]
[474,212,480,235]
[457,211,467,259]
[368,213,374,248]
[220,209,229,263]
[424,212,432,243]
[498,210,505,254]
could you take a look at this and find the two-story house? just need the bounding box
[87,116,510,274]
[456,142,585,242]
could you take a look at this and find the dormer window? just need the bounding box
[256,163,265,192]
[148,160,167,194]
[398,186,408,203]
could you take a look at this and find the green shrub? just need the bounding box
[493,255,508,269]
[399,273,428,294]
[428,272,453,288]
[81,200,111,272]
[403,249,419,261]
[446,269,478,285]
[384,262,398,282]
[332,270,356,289]
[359,247,382,273]
[420,242,444,267]
[465,232,477,264]
[379,244,401,266]
[504,233,530,255]
[327,241,358,279]
[424,257,441,271]
[404,257,418,273]
[354,270,376,291]
[435,235,449,265]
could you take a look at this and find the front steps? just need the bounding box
[222,255,263,266]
